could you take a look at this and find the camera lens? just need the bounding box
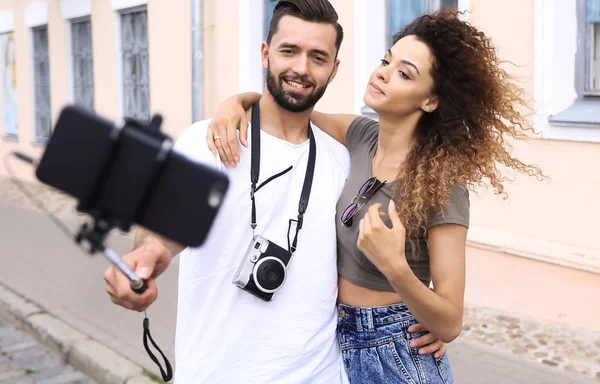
[253,257,286,293]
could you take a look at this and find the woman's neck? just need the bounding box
[374,114,419,167]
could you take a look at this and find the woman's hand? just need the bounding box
[408,323,449,359]
[358,202,450,358]
[206,96,252,168]
[357,200,408,277]
[358,202,449,358]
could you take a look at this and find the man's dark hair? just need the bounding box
[266,0,344,55]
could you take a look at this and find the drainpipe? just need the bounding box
[191,0,203,122]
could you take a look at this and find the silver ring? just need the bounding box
[214,136,221,141]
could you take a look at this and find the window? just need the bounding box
[121,8,149,121]
[586,0,600,94]
[32,26,51,143]
[388,0,423,41]
[0,32,18,139]
[260,1,278,83]
[264,0,278,39]
[237,0,266,94]
[71,17,94,111]
[546,0,600,131]
[387,0,458,45]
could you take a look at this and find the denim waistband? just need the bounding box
[337,302,415,332]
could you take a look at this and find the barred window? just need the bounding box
[33,26,51,142]
[587,0,600,93]
[547,0,600,128]
[264,0,278,38]
[388,0,458,46]
[121,8,149,121]
[71,18,94,111]
[0,32,18,139]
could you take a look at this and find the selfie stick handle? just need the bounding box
[103,246,148,294]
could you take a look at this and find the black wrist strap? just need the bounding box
[249,101,316,253]
[143,316,173,382]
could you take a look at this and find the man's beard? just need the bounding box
[266,64,329,113]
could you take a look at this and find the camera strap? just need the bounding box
[249,101,316,254]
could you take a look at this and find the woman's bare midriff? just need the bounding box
[338,275,404,307]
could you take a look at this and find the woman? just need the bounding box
[207,9,543,384]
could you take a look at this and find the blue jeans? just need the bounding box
[337,302,453,384]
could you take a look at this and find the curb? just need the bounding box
[0,282,161,384]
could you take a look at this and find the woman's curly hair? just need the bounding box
[391,9,544,245]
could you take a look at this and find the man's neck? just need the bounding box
[247,92,312,144]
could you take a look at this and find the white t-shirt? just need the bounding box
[172,119,350,384]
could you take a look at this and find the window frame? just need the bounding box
[118,6,150,121]
[264,0,278,40]
[237,0,266,94]
[32,25,52,144]
[584,18,600,95]
[386,0,459,48]
[0,31,18,140]
[69,16,95,112]
[545,0,600,135]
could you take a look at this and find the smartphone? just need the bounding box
[35,106,229,247]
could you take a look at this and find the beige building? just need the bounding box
[0,0,598,332]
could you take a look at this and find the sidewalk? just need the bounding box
[1,283,596,384]
[450,339,598,384]
[0,319,94,383]
[0,183,598,383]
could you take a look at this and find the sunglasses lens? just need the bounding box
[359,178,376,195]
[341,203,358,223]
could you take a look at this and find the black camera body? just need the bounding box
[35,106,229,247]
[232,235,292,302]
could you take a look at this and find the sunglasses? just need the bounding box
[340,176,386,228]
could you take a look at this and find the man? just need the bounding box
[104,1,351,382]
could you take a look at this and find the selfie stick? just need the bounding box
[11,148,148,292]
[72,114,173,295]
[75,219,147,293]
[9,109,188,382]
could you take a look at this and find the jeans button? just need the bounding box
[338,309,346,317]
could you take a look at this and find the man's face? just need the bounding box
[262,15,340,113]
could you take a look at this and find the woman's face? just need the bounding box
[364,35,438,118]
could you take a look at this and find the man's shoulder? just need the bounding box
[176,119,213,143]
[173,119,220,168]
[310,122,348,154]
[310,122,350,175]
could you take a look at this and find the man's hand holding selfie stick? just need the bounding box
[103,229,183,312]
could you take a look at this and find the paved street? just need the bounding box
[0,320,94,383]
[0,200,598,383]
[450,339,599,384]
